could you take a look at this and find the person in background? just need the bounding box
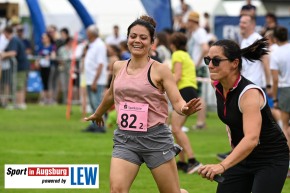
[169,32,203,174]
[107,44,121,88]
[16,25,32,56]
[46,25,62,49]
[79,43,89,120]
[35,33,56,105]
[119,40,131,60]
[0,26,30,110]
[155,31,171,64]
[270,26,290,177]
[75,37,88,118]
[198,38,289,193]
[0,30,10,107]
[84,15,200,193]
[46,25,63,103]
[240,14,271,105]
[83,25,108,133]
[57,37,73,104]
[263,29,281,127]
[260,12,278,37]
[105,25,127,47]
[240,0,256,16]
[186,11,209,130]
[203,13,217,46]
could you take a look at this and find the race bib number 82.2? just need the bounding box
[118,102,149,132]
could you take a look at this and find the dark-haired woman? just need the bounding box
[85,15,200,193]
[198,38,289,193]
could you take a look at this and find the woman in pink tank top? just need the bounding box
[85,15,201,193]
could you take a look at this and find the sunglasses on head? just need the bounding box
[204,56,229,67]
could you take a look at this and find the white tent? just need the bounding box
[0,0,221,36]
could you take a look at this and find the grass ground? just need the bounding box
[0,104,289,193]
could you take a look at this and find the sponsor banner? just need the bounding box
[214,16,290,42]
[5,164,99,189]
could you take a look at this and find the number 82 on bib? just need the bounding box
[118,102,149,132]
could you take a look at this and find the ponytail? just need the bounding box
[212,38,269,71]
[241,37,269,62]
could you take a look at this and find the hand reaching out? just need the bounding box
[84,113,104,127]
[181,98,202,116]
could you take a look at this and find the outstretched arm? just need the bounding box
[157,64,201,116]
[84,61,123,126]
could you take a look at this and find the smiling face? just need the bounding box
[127,25,152,57]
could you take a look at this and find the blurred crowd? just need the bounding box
[0,0,289,135]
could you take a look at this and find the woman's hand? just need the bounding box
[181,98,202,116]
[198,163,225,181]
[84,113,104,127]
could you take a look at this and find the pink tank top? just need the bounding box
[114,59,168,129]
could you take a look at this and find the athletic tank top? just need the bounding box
[215,76,289,162]
[114,59,168,129]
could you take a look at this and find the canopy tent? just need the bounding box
[25,0,95,52]
[23,0,173,52]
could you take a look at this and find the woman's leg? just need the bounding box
[171,111,194,160]
[110,157,140,193]
[151,158,183,193]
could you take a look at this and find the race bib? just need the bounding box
[118,102,149,132]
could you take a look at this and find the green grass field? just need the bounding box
[0,104,289,193]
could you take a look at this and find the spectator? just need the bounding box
[173,0,192,17]
[46,25,63,102]
[16,25,32,56]
[240,0,256,16]
[240,14,271,91]
[186,11,209,130]
[57,37,73,104]
[264,29,282,127]
[107,44,121,88]
[260,12,278,37]
[169,32,202,174]
[35,33,56,105]
[203,13,217,46]
[270,26,290,176]
[119,40,131,60]
[83,25,108,133]
[155,31,171,64]
[0,26,30,110]
[0,31,10,107]
[105,25,127,47]
[46,25,62,49]
[79,43,89,120]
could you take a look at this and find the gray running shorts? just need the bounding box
[112,124,180,169]
[278,87,290,113]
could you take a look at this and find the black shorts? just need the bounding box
[179,87,198,102]
[217,159,289,193]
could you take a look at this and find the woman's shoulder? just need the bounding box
[151,59,171,74]
[113,60,128,74]
[114,59,128,66]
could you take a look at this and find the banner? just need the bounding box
[140,0,173,32]
[214,16,290,42]
[5,164,99,189]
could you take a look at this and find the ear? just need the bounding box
[232,58,239,69]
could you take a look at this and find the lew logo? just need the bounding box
[70,167,98,185]
[5,164,99,189]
